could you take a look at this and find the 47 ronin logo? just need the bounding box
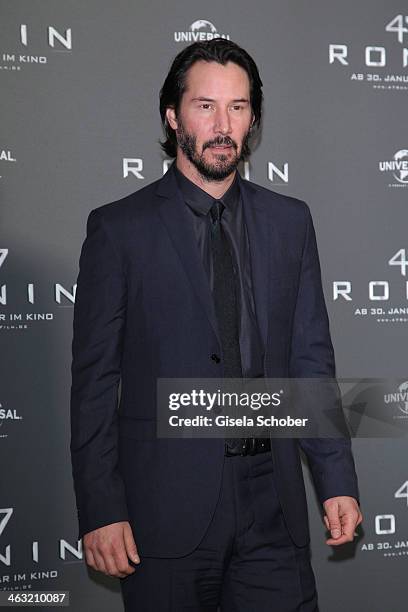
[19,24,72,50]
[333,249,408,305]
[361,481,408,555]
[1,23,72,70]
[0,508,82,567]
[329,15,408,68]
[0,249,76,307]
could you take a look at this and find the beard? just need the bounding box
[175,118,251,181]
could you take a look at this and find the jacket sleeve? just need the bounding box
[70,208,129,539]
[289,202,360,506]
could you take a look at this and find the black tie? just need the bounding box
[210,199,245,450]
[209,199,243,379]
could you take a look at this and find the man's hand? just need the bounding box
[323,496,363,546]
[83,521,140,578]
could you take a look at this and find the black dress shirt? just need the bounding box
[173,164,264,379]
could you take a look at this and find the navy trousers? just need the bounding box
[120,451,319,611]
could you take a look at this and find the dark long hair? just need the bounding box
[159,39,263,158]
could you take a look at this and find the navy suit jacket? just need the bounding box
[70,162,359,556]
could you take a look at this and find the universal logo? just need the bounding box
[384,381,408,418]
[174,20,230,43]
[0,150,16,163]
[0,401,23,440]
[379,149,408,187]
[0,149,16,181]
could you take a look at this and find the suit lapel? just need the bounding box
[237,173,270,356]
[156,164,221,344]
[156,164,271,356]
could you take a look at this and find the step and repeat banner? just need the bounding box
[1,1,407,610]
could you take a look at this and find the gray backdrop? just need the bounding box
[1,1,407,610]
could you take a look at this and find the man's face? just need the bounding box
[166,60,254,181]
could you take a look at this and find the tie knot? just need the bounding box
[210,199,225,225]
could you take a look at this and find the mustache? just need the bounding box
[203,136,237,151]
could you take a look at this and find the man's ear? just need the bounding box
[166,107,178,130]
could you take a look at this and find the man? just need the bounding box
[70,39,362,611]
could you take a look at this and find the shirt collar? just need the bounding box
[173,163,240,216]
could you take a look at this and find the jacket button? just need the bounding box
[210,353,221,363]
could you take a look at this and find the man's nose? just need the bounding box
[213,108,231,134]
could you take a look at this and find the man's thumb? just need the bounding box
[325,504,341,538]
[123,523,140,563]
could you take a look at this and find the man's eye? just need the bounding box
[200,104,212,109]
[232,105,243,111]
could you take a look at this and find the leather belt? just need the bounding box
[225,437,271,457]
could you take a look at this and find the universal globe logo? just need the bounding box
[192,20,217,34]
[174,20,230,43]
[397,381,408,415]
[392,150,408,183]
[379,149,408,187]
